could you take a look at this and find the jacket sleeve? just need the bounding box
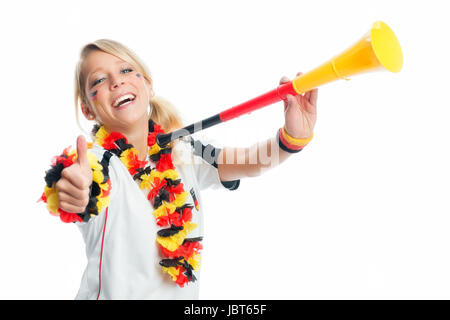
[184,136,240,191]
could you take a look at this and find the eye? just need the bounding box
[91,77,105,88]
[121,68,133,74]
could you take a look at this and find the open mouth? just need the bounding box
[113,93,136,108]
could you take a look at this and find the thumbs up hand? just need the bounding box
[55,136,93,213]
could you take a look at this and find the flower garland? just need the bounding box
[92,119,202,287]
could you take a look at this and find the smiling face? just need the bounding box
[81,50,154,132]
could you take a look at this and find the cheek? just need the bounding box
[88,89,109,116]
[90,88,109,106]
[133,74,150,99]
[131,74,143,87]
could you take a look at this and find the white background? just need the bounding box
[0,0,449,299]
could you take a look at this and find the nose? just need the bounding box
[110,75,125,90]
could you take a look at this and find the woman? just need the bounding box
[41,39,318,299]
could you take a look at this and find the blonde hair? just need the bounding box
[74,39,183,134]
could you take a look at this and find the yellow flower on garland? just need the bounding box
[149,169,179,182]
[153,202,176,219]
[43,185,54,199]
[149,143,161,156]
[120,149,135,171]
[92,170,105,185]
[139,174,151,190]
[67,149,77,158]
[94,126,109,146]
[162,266,180,281]
[99,181,111,191]
[45,186,59,215]
[156,221,197,252]
[96,192,110,213]
[188,252,201,272]
[87,152,103,169]
[172,191,189,208]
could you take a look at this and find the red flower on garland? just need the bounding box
[147,133,157,146]
[147,177,167,202]
[166,182,184,195]
[153,124,164,134]
[175,271,188,287]
[147,124,164,146]
[55,155,75,168]
[160,239,202,259]
[58,208,83,223]
[101,180,112,197]
[51,146,75,168]
[156,153,175,171]
[126,152,148,175]
[156,206,192,227]
[156,214,170,227]
[103,132,127,149]
[180,206,193,223]
[39,192,47,203]
[170,206,192,226]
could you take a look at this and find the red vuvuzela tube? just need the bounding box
[156,81,297,147]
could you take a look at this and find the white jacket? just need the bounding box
[74,137,239,300]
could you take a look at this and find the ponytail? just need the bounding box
[149,95,183,133]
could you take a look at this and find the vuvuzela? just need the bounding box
[157,21,403,147]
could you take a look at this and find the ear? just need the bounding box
[143,77,155,98]
[81,102,95,120]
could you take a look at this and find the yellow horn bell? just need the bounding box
[292,21,403,95]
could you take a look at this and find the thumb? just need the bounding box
[76,135,89,168]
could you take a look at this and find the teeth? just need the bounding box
[114,94,135,107]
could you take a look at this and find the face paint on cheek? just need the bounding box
[136,73,142,78]
[89,90,98,101]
